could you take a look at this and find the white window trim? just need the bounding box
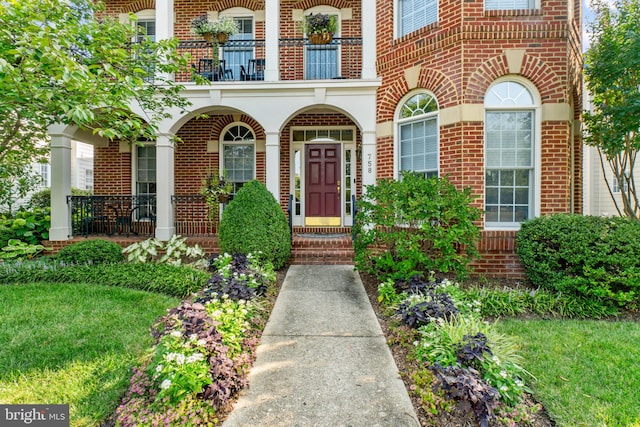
[393,90,440,180]
[394,0,439,39]
[484,77,541,230]
[484,0,539,11]
[130,141,156,197]
[219,123,257,185]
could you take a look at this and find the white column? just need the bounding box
[265,131,281,200]
[361,0,377,79]
[361,130,377,189]
[264,0,280,81]
[49,131,73,241]
[155,0,174,82]
[155,134,175,240]
[155,0,174,40]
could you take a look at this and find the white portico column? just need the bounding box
[361,0,377,79]
[49,130,73,241]
[155,134,175,240]
[156,0,174,40]
[264,0,279,81]
[361,130,377,189]
[265,131,281,200]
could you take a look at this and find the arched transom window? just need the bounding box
[484,81,535,227]
[222,124,255,196]
[397,92,439,178]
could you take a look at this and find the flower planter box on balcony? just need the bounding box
[308,32,333,45]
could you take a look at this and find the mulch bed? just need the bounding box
[358,271,556,427]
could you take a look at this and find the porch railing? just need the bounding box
[176,37,362,83]
[171,195,217,236]
[67,195,156,238]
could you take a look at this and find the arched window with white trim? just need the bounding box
[397,91,439,178]
[484,81,536,227]
[221,124,256,197]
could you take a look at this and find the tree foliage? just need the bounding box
[583,0,640,220]
[0,0,195,168]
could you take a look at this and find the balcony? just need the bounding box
[177,37,363,83]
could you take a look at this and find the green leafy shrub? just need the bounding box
[123,235,207,268]
[56,239,124,265]
[218,180,290,270]
[0,207,50,245]
[0,239,49,260]
[353,173,481,281]
[516,214,640,307]
[0,262,209,297]
[29,187,92,210]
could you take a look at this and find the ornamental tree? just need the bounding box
[583,0,640,220]
[0,0,194,169]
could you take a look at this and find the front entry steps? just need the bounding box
[290,227,355,265]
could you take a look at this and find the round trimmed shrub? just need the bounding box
[218,180,290,269]
[56,239,124,265]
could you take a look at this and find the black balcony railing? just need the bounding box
[176,37,362,83]
[279,37,362,80]
[67,195,156,238]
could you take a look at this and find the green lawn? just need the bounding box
[0,282,178,427]
[495,319,640,427]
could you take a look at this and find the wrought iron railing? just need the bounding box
[176,37,362,83]
[67,195,156,238]
[171,195,217,236]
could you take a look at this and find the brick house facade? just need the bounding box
[47,0,582,278]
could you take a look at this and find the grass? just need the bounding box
[0,282,179,427]
[495,319,640,427]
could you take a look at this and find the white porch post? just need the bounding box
[265,131,281,200]
[264,0,280,81]
[155,134,175,240]
[49,130,73,241]
[155,0,174,81]
[361,130,377,189]
[155,0,174,40]
[361,0,377,79]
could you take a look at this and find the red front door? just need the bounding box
[305,144,341,225]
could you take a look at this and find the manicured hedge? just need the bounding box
[516,214,640,307]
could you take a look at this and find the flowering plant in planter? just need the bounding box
[200,169,233,220]
[301,13,338,35]
[190,15,239,42]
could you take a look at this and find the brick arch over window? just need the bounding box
[465,54,565,104]
[119,0,155,14]
[208,0,264,11]
[208,115,265,141]
[377,67,459,120]
[293,0,351,9]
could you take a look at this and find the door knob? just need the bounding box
[336,180,341,196]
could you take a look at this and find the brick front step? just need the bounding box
[290,232,354,265]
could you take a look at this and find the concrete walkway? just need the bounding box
[223,265,419,427]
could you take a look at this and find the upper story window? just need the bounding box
[398,0,438,37]
[397,92,439,178]
[303,7,341,79]
[221,124,256,196]
[220,9,256,81]
[485,0,536,10]
[485,81,536,228]
[134,9,155,41]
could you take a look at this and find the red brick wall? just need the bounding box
[375,0,581,278]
